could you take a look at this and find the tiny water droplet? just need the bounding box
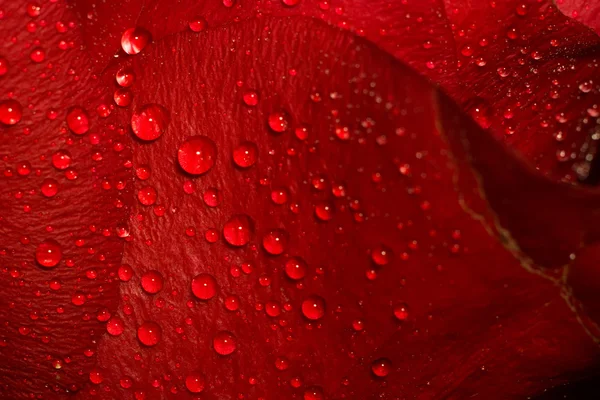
[242,90,258,106]
[188,16,207,32]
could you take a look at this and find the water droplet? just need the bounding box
[188,16,207,32]
[116,67,135,87]
[66,107,90,135]
[41,178,59,197]
[282,0,301,6]
[52,150,71,170]
[213,331,237,355]
[30,47,45,63]
[35,239,62,268]
[0,99,23,125]
[242,90,258,106]
[89,369,103,384]
[177,136,217,175]
[225,295,240,311]
[191,273,218,300]
[314,202,334,221]
[271,188,289,205]
[107,317,124,336]
[232,141,258,168]
[0,57,8,76]
[114,88,133,107]
[304,386,325,400]
[262,229,288,255]
[223,214,253,246]
[121,27,151,55]
[118,264,133,281]
[203,187,221,207]
[301,295,326,320]
[393,303,409,321]
[185,373,205,393]
[285,257,307,280]
[141,270,163,294]
[371,245,392,266]
[371,358,392,377]
[268,111,289,133]
[137,186,157,206]
[137,321,162,346]
[131,104,169,141]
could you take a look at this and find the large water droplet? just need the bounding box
[0,99,23,125]
[121,27,151,55]
[223,215,253,246]
[191,273,218,300]
[137,321,162,346]
[301,295,326,320]
[131,104,169,141]
[177,136,217,175]
[35,239,62,268]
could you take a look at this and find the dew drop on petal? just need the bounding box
[35,239,62,268]
[137,321,162,346]
[0,57,8,76]
[223,214,253,246]
[131,104,169,141]
[52,150,71,170]
[114,88,133,107]
[393,303,409,321]
[116,67,135,87]
[213,331,237,355]
[41,178,59,197]
[268,111,289,133]
[262,229,288,255]
[0,99,23,125]
[188,16,207,32]
[106,317,124,336]
[141,270,163,294]
[371,358,392,377]
[285,257,307,280]
[137,186,157,206]
[66,107,90,135]
[242,90,258,106]
[371,245,392,266]
[185,373,206,393]
[301,295,326,320]
[177,136,217,175]
[191,273,218,300]
[232,141,258,168]
[203,187,221,207]
[121,27,151,55]
[304,386,325,400]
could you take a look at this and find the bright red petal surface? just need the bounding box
[0,1,599,400]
